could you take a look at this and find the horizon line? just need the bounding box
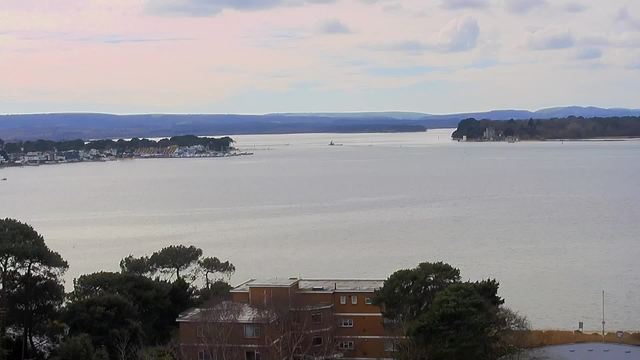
[2,105,640,117]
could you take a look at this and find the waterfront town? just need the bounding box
[0,135,251,167]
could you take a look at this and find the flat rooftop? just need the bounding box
[177,301,264,323]
[299,279,384,292]
[231,278,384,293]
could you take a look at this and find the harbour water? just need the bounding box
[1,129,639,330]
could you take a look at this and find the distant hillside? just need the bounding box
[422,107,640,121]
[0,113,429,140]
[272,112,430,120]
[531,107,640,119]
[1,106,639,140]
[276,107,640,121]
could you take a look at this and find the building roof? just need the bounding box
[299,279,384,292]
[177,301,269,323]
[231,278,384,293]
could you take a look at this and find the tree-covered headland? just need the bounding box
[452,116,640,140]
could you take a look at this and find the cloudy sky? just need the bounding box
[1,0,639,114]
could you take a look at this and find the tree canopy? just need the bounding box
[409,282,505,360]
[147,245,203,281]
[0,218,68,360]
[373,262,461,322]
[198,257,236,289]
[0,218,235,360]
[119,255,151,276]
[374,262,526,360]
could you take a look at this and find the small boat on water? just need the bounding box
[328,141,343,146]
[1,178,7,181]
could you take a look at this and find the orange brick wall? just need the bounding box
[232,292,249,302]
[180,321,267,347]
[335,315,386,337]
[249,287,294,308]
[338,338,392,359]
[334,292,380,313]
[296,292,333,305]
[191,286,394,359]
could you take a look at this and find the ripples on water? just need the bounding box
[1,130,639,330]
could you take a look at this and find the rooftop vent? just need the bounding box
[312,286,325,291]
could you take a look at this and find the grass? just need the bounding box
[521,330,640,348]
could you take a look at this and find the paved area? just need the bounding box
[521,343,640,359]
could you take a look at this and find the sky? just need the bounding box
[0,0,639,114]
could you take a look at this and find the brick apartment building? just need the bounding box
[178,278,401,360]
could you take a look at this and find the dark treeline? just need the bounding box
[0,135,235,154]
[0,219,235,360]
[451,116,640,140]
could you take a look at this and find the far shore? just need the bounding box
[456,136,640,143]
[524,330,640,348]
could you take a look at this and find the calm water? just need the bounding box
[1,129,639,331]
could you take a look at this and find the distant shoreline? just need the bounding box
[0,152,254,171]
[460,137,640,143]
[544,136,640,142]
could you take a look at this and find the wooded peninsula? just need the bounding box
[0,135,238,167]
[451,116,640,141]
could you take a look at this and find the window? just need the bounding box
[245,351,261,360]
[292,312,301,325]
[312,336,323,347]
[385,340,400,352]
[311,312,322,324]
[339,341,354,350]
[244,325,261,338]
[351,296,357,305]
[197,325,204,337]
[340,319,354,328]
[340,295,346,305]
[365,297,373,305]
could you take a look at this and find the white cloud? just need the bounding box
[527,29,574,50]
[562,2,587,13]
[573,47,602,60]
[317,19,353,34]
[367,16,480,53]
[441,0,490,10]
[383,3,405,13]
[434,16,481,52]
[145,0,337,16]
[505,0,547,14]
[577,33,640,49]
[3,0,640,114]
[614,7,640,32]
